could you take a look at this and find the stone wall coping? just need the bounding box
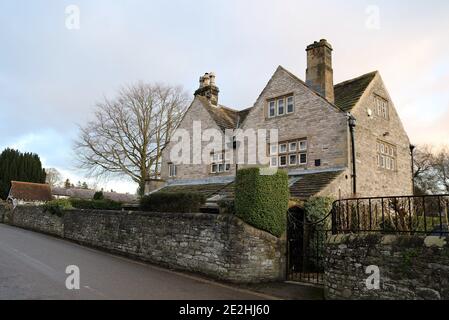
[327,233,449,248]
[62,208,283,242]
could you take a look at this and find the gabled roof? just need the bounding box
[334,71,378,112]
[8,181,52,202]
[289,170,343,199]
[51,187,137,203]
[196,96,253,132]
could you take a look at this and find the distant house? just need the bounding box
[51,187,137,203]
[7,181,53,206]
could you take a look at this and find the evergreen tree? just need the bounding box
[0,148,47,199]
[64,179,72,189]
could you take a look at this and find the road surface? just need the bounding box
[0,224,268,300]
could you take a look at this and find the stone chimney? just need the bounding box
[306,39,334,103]
[194,72,219,106]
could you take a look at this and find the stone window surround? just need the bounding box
[168,163,177,177]
[374,94,389,120]
[376,140,396,172]
[270,138,308,168]
[210,151,231,174]
[266,93,295,119]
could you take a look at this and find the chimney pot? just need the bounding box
[194,72,220,106]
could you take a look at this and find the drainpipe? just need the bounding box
[348,114,357,195]
[410,144,416,194]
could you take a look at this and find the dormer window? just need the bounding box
[267,94,294,118]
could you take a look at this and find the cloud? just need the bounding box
[1,0,448,192]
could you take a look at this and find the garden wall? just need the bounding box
[3,205,285,283]
[325,233,449,300]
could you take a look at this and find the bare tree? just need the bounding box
[413,144,449,194]
[74,82,189,195]
[45,168,63,187]
[433,146,449,193]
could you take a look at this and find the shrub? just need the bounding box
[235,168,289,237]
[43,199,73,217]
[93,191,104,200]
[140,192,206,213]
[304,196,334,229]
[217,199,235,215]
[70,199,122,210]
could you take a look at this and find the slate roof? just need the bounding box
[52,187,137,203]
[334,71,377,112]
[289,170,344,199]
[157,170,343,201]
[197,96,253,131]
[8,181,53,202]
[157,183,235,199]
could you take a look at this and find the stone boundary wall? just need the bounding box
[325,233,449,300]
[1,205,285,283]
[6,205,64,237]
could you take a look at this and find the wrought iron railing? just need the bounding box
[331,195,449,235]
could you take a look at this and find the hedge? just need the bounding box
[70,199,122,210]
[43,199,73,217]
[140,192,206,213]
[235,168,289,237]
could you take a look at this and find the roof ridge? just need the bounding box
[334,71,378,88]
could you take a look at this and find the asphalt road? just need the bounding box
[0,224,268,300]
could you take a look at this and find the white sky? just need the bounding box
[1,0,448,193]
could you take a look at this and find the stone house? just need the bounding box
[150,39,413,202]
[7,181,53,207]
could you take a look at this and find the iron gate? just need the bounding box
[287,207,330,285]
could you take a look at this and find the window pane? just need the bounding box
[211,164,217,173]
[218,164,224,172]
[287,96,294,113]
[279,155,287,166]
[299,153,307,164]
[289,142,297,152]
[299,140,307,150]
[270,145,278,155]
[279,144,287,153]
[225,163,231,171]
[271,156,278,167]
[269,101,276,117]
[278,99,285,115]
[289,154,297,165]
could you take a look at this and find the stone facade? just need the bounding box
[325,233,449,300]
[351,73,413,197]
[157,39,412,200]
[4,206,285,283]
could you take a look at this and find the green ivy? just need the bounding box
[304,196,335,229]
[43,199,73,217]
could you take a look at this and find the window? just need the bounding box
[267,95,294,118]
[270,144,278,155]
[289,154,297,165]
[289,142,297,152]
[279,155,287,167]
[287,96,294,113]
[375,96,389,120]
[210,151,230,174]
[377,141,396,171]
[278,99,285,116]
[168,163,177,177]
[279,144,287,154]
[299,140,307,151]
[268,101,276,118]
[268,138,308,168]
